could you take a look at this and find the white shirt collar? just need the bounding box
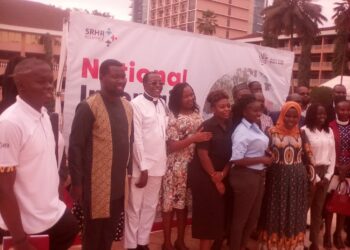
[16,96,47,121]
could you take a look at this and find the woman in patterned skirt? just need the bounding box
[161,83,212,250]
[259,101,314,250]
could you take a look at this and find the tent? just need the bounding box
[320,75,350,97]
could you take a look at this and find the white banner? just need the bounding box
[63,11,294,142]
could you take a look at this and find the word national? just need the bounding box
[81,58,188,86]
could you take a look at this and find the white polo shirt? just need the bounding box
[131,94,168,177]
[0,97,66,234]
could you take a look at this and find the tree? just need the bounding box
[332,0,350,76]
[196,10,218,35]
[261,0,327,86]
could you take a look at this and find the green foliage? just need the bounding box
[310,86,333,106]
[196,10,218,35]
[262,0,327,86]
[332,0,350,76]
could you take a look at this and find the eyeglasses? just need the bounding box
[150,81,165,86]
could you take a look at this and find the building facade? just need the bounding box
[0,1,66,77]
[235,27,350,87]
[145,0,259,39]
[131,0,149,23]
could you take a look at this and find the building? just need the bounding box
[131,0,149,23]
[252,0,268,33]
[0,0,66,77]
[234,27,350,87]
[146,0,261,39]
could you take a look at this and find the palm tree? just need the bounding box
[261,0,327,86]
[196,10,218,35]
[332,0,350,77]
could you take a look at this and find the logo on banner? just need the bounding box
[84,27,118,47]
[259,51,284,66]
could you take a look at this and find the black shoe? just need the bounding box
[137,245,150,250]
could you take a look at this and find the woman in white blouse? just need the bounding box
[302,103,336,250]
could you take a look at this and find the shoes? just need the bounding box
[333,233,345,249]
[137,245,150,250]
[323,234,332,249]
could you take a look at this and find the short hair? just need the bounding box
[168,82,199,117]
[206,90,229,107]
[99,59,123,80]
[13,58,50,78]
[234,94,256,121]
[305,103,329,133]
[286,93,302,102]
[142,71,159,85]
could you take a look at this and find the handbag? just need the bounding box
[325,180,350,216]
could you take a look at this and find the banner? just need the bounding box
[63,11,294,144]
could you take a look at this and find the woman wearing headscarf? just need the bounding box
[258,101,314,250]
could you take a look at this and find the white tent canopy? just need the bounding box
[320,75,350,98]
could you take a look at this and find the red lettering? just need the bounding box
[167,72,181,86]
[82,58,99,79]
[129,61,135,82]
[136,68,149,83]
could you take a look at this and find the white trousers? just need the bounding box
[124,176,162,248]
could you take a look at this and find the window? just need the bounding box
[165,7,170,16]
[157,19,163,26]
[151,10,156,19]
[180,2,186,12]
[165,18,170,26]
[188,0,195,10]
[180,14,186,23]
[173,4,178,14]
[172,15,178,25]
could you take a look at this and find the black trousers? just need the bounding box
[82,198,124,250]
[40,208,79,250]
[1,209,78,250]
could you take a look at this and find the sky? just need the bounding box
[29,0,337,27]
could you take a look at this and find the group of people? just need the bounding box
[0,56,350,250]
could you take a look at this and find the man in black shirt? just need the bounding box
[69,59,133,250]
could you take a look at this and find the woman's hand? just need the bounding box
[192,130,212,143]
[215,182,225,195]
[210,171,224,183]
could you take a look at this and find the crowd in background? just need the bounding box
[0,56,350,250]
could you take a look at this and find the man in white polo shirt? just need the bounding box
[0,58,78,250]
[124,71,168,250]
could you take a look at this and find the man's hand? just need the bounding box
[70,185,83,205]
[136,170,148,188]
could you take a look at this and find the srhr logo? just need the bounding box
[84,27,118,47]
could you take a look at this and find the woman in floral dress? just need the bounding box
[259,101,314,250]
[161,83,211,250]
